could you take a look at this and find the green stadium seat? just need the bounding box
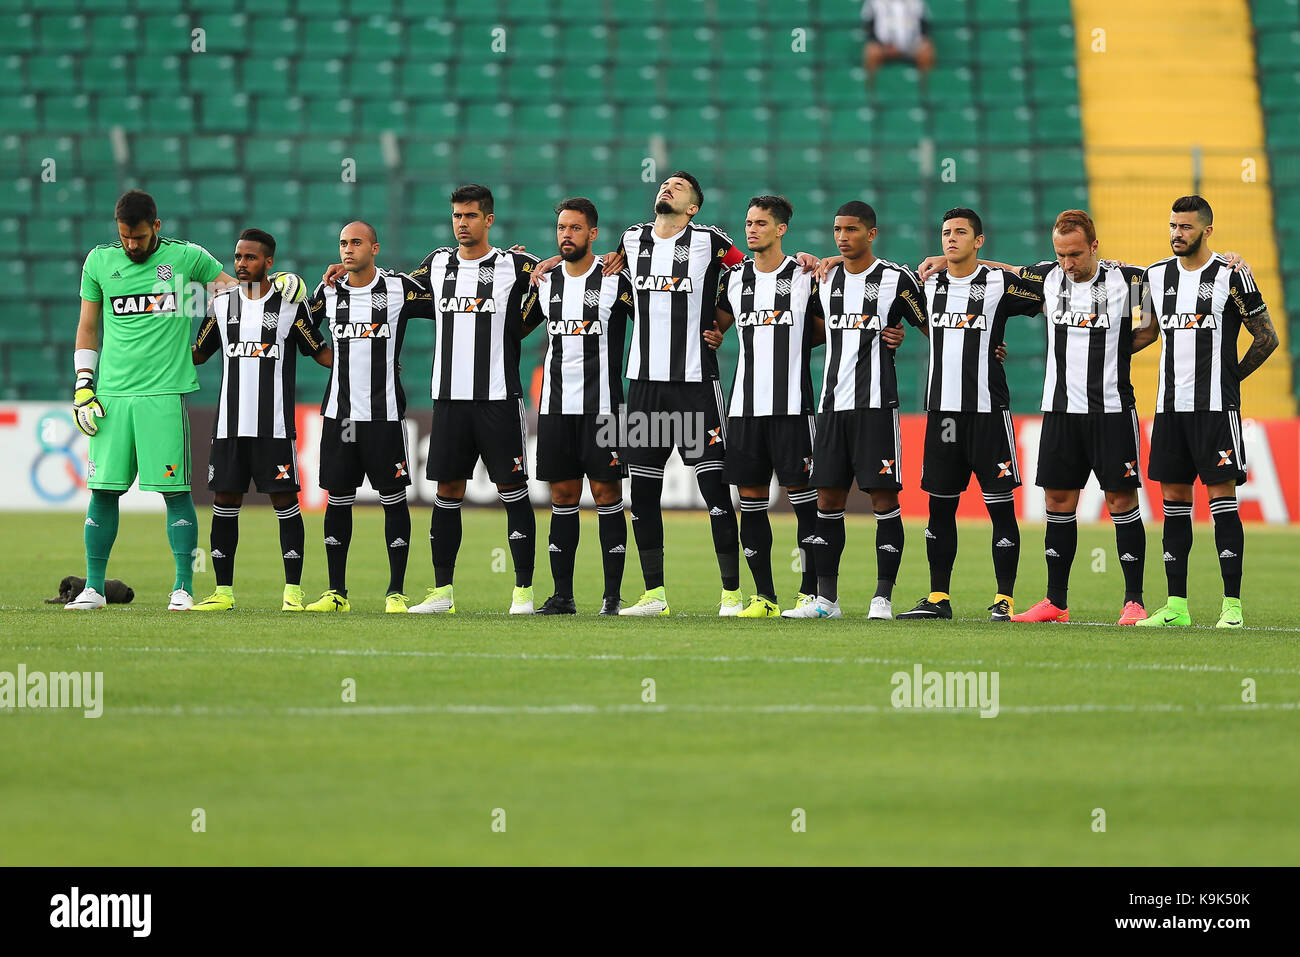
[240,56,291,96]
[1032,145,1084,181]
[930,105,977,142]
[977,27,1026,66]
[250,95,304,134]
[874,146,924,182]
[616,25,663,66]
[29,216,76,255]
[41,94,92,131]
[79,133,118,172]
[453,61,506,102]
[138,55,184,94]
[401,61,451,100]
[254,180,305,219]
[26,53,78,92]
[984,185,1038,230]
[38,15,88,53]
[187,54,237,91]
[769,65,818,107]
[356,15,404,59]
[670,25,718,64]
[201,13,250,53]
[982,105,1033,146]
[979,65,1028,105]
[145,94,196,132]
[558,23,612,65]
[38,176,87,216]
[984,148,1034,182]
[1257,30,1300,68]
[81,54,130,92]
[1031,103,1082,144]
[134,134,186,173]
[1027,23,1076,66]
[245,135,296,174]
[2,93,36,131]
[348,60,397,99]
[826,106,870,146]
[358,99,411,134]
[142,14,192,54]
[512,23,561,62]
[194,174,246,214]
[1253,0,1300,28]
[563,102,618,144]
[1025,0,1069,21]
[874,105,926,146]
[972,0,1022,26]
[610,64,660,104]
[297,58,346,97]
[0,53,20,92]
[505,62,557,104]
[1268,111,1300,147]
[199,93,252,133]
[0,177,33,214]
[1039,183,1089,215]
[711,65,761,106]
[925,66,975,106]
[0,13,33,52]
[930,25,973,65]
[406,17,455,59]
[871,67,922,109]
[249,19,299,54]
[303,20,353,57]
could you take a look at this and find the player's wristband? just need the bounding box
[74,348,98,374]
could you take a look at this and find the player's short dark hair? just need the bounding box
[1052,209,1096,244]
[352,220,378,244]
[238,228,276,258]
[450,184,494,215]
[1171,194,1213,225]
[942,206,984,236]
[835,201,877,229]
[555,197,598,228]
[668,170,704,209]
[114,189,157,227]
[748,195,793,226]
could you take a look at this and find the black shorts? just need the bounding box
[920,409,1021,496]
[426,398,529,485]
[1036,410,1142,491]
[209,437,301,494]
[725,414,816,487]
[536,413,627,483]
[318,416,411,493]
[621,379,728,469]
[810,407,902,492]
[1148,410,1247,486]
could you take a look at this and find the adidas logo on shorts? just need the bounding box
[283,549,300,559]
[324,536,341,545]
[508,530,528,540]
[389,538,407,548]
[995,537,1015,548]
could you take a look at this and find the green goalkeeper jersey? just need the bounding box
[80,237,223,396]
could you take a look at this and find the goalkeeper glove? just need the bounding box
[270,271,307,304]
[73,373,105,437]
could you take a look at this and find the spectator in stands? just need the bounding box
[862,0,935,81]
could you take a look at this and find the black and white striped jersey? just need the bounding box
[309,269,434,422]
[923,265,1043,412]
[716,256,818,417]
[1016,260,1143,414]
[194,285,326,440]
[810,258,927,412]
[618,221,744,383]
[409,246,541,402]
[1142,253,1266,412]
[535,260,634,416]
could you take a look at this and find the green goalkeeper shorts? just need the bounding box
[86,393,192,493]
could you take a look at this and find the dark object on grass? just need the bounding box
[44,575,135,604]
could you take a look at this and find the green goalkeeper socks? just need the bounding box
[163,492,198,593]
[84,489,122,592]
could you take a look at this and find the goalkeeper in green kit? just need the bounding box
[67,190,306,610]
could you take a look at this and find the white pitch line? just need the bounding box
[19,700,1296,718]
[8,644,1300,679]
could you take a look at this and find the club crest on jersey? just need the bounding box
[862,282,880,299]
[633,275,693,293]
[827,313,885,330]
[225,341,281,358]
[261,313,279,330]
[1198,282,1216,300]
[372,292,387,310]
[966,284,985,301]
[673,245,691,263]
[156,264,172,281]
[1159,313,1217,329]
[110,293,178,316]
[479,271,495,286]
[1051,310,1110,328]
[331,321,391,338]
[548,319,604,335]
[930,312,988,330]
[776,278,792,295]
[439,296,497,312]
[583,289,602,308]
[735,310,792,326]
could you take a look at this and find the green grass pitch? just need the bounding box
[1,507,1298,865]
